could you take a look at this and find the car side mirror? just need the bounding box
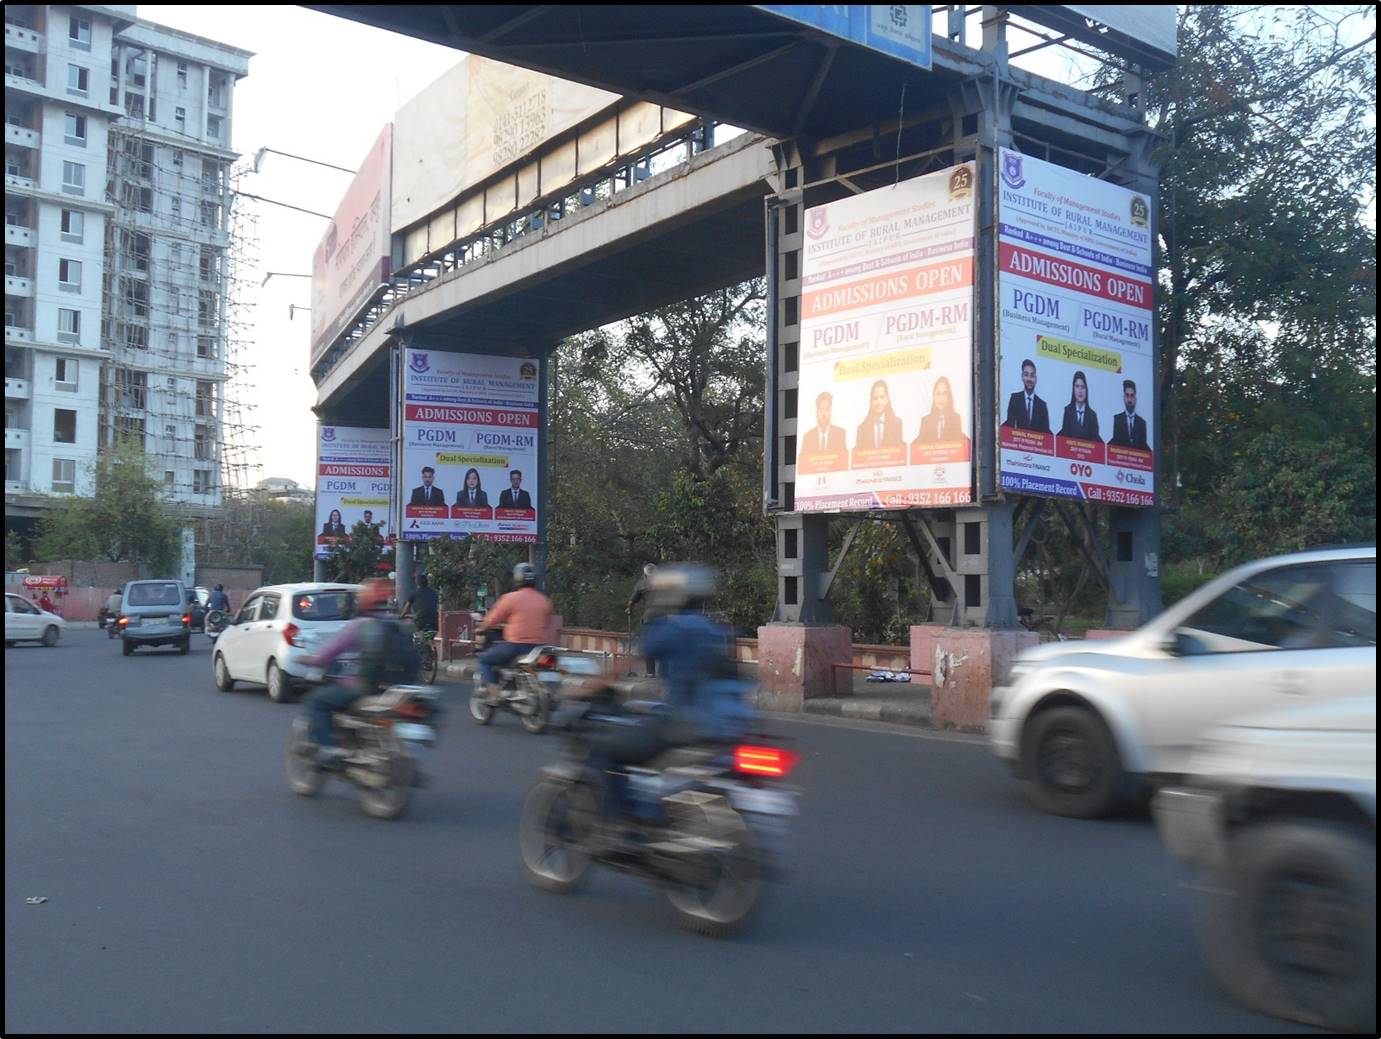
[1163,630,1206,657]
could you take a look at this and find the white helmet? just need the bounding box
[643,563,656,577]
[646,563,716,612]
[513,562,538,587]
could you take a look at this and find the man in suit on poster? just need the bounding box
[1109,379,1150,450]
[409,466,446,506]
[1003,358,1052,433]
[498,470,533,510]
[797,391,848,462]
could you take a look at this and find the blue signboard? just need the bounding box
[756,5,933,71]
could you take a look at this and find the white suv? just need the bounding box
[989,546,1376,817]
[1153,695,1375,1033]
[212,583,360,702]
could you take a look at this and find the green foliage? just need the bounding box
[36,443,181,573]
[418,536,525,614]
[253,501,315,585]
[5,530,24,570]
[325,521,389,584]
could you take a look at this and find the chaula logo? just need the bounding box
[807,206,829,240]
[408,352,430,374]
[1001,152,1025,189]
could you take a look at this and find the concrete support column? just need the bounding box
[911,625,1038,731]
[313,558,326,582]
[395,537,414,602]
[1104,506,1163,629]
[755,623,852,711]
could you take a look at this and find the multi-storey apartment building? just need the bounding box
[5,4,250,536]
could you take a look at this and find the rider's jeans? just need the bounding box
[306,682,360,746]
[478,641,540,686]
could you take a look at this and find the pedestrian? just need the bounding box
[625,563,658,676]
[38,590,55,614]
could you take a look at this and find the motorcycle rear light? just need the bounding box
[395,701,429,720]
[733,745,798,778]
[283,622,303,648]
[182,614,192,625]
[117,616,128,626]
[537,654,558,668]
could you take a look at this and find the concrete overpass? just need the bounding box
[314,130,775,423]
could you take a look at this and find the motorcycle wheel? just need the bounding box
[358,747,413,820]
[664,806,764,937]
[285,718,325,797]
[520,779,595,893]
[519,687,551,734]
[469,673,495,725]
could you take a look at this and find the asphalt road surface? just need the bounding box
[5,629,1311,1033]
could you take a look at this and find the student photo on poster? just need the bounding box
[1058,370,1101,441]
[454,467,490,508]
[1108,378,1150,450]
[409,466,446,506]
[1003,358,1052,433]
[797,391,848,470]
[321,509,347,537]
[914,375,968,445]
[854,379,905,452]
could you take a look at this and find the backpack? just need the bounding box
[358,617,422,692]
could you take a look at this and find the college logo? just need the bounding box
[1130,195,1149,228]
[519,361,537,380]
[948,165,974,200]
[806,206,830,241]
[933,466,946,483]
[408,352,430,374]
[1001,152,1025,189]
[321,427,336,442]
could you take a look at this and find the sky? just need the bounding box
[138,6,464,488]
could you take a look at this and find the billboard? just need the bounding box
[997,149,1155,507]
[794,164,976,511]
[402,349,540,544]
[314,425,393,560]
[310,125,392,367]
[755,6,933,70]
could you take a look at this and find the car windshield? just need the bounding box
[126,583,182,607]
[293,590,355,621]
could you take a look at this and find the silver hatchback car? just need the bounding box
[989,545,1376,817]
[119,579,192,656]
[211,583,361,702]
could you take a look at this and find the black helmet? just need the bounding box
[513,562,538,587]
[645,563,716,613]
[415,573,429,587]
[214,584,224,591]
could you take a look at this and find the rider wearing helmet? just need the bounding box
[207,583,231,613]
[299,577,409,762]
[477,562,555,706]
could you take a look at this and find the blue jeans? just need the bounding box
[305,682,361,746]
[479,642,541,686]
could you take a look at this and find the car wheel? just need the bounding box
[1024,705,1123,818]
[122,638,133,657]
[1199,820,1375,1033]
[41,625,60,647]
[179,636,190,655]
[214,653,236,691]
[267,659,295,703]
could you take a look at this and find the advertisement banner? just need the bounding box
[794,163,976,511]
[402,350,540,543]
[310,125,393,367]
[314,425,393,561]
[997,149,1155,507]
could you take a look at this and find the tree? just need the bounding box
[325,521,390,584]
[36,442,182,573]
[5,530,24,571]
[420,536,525,614]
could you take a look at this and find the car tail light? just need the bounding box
[537,653,558,669]
[733,745,799,778]
[182,614,192,626]
[283,622,303,648]
[117,616,128,627]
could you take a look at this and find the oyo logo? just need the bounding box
[1070,462,1093,478]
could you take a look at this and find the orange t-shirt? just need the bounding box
[481,588,554,645]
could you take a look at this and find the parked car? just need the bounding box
[212,583,361,702]
[1153,694,1375,1033]
[989,545,1376,817]
[118,579,193,656]
[5,593,66,647]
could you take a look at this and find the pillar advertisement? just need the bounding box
[402,349,539,544]
[998,148,1155,507]
[794,163,976,512]
[314,425,392,560]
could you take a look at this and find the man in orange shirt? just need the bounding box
[477,562,554,705]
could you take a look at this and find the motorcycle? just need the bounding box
[205,609,229,642]
[286,671,443,820]
[519,689,799,936]
[467,628,576,734]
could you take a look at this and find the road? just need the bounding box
[5,629,1309,1033]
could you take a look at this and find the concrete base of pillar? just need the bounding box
[910,626,1040,732]
[754,624,852,711]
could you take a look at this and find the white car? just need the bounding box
[4,593,67,647]
[989,546,1376,817]
[1153,695,1375,1033]
[211,583,361,702]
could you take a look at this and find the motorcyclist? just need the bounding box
[298,577,413,763]
[207,584,231,613]
[400,573,438,633]
[579,564,756,822]
[477,562,555,706]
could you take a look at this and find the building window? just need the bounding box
[164,471,176,490]
[172,149,184,168]
[64,113,88,146]
[57,308,81,344]
[195,381,215,418]
[58,259,82,291]
[62,161,85,195]
[208,76,225,107]
[197,335,216,359]
[193,470,214,495]
[116,416,145,447]
[177,62,188,88]
[69,17,91,51]
[60,209,84,243]
[194,425,211,460]
[55,358,78,390]
[52,459,77,493]
[67,64,90,97]
[53,409,77,444]
[175,106,186,129]
[207,115,223,142]
[124,93,145,119]
[200,202,219,229]
[118,370,147,409]
[171,196,181,217]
